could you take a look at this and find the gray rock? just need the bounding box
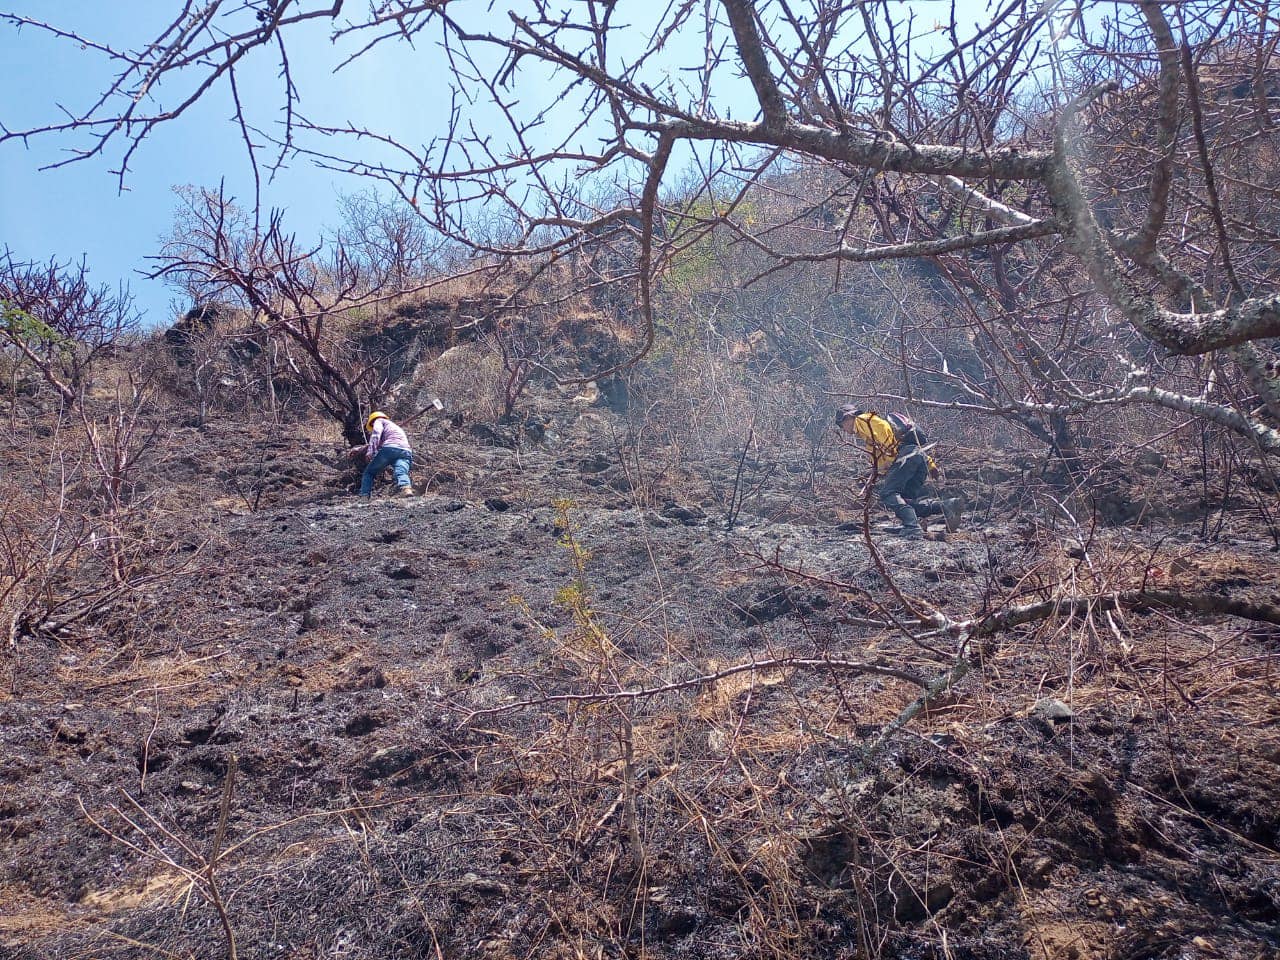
[1033,697,1075,723]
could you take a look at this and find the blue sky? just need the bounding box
[2,1,745,327]
[0,1,1013,329]
[1,3,466,327]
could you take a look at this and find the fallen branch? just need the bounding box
[868,587,1280,760]
[460,654,928,724]
[969,589,1280,637]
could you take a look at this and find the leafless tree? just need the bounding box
[486,322,541,420]
[334,189,455,291]
[0,248,140,406]
[155,185,400,444]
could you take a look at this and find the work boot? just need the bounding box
[398,485,415,498]
[889,502,924,539]
[915,496,964,533]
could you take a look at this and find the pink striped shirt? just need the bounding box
[366,418,411,459]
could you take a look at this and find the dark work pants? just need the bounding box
[877,447,945,528]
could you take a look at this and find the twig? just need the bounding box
[461,654,928,724]
[206,754,239,960]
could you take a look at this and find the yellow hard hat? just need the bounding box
[365,411,388,432]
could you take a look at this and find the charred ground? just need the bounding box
[2,398,1278,960]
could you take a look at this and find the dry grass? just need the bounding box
[72,649,234,707]
[0,871,188,949]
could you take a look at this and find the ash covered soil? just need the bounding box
[2,409,1279,959]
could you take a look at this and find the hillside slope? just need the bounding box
[2,408,1279,960]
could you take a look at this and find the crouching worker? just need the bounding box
[356,411,414,499]
[836,405,961,539]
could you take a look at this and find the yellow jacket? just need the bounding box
[851,412,936,471]
[851,412,900,469]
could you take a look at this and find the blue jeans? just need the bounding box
[360,446,412,496]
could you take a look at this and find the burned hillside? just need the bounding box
[1,372,1279,959]
[4,4,1280,957]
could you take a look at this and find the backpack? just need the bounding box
[884,412,928,447]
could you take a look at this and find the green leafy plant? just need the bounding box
[2,301,65,348]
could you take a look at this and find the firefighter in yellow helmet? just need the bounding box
[836,405,961,538]
[357,411,414,498]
